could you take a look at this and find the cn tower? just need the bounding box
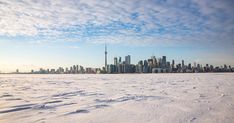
[105,43,107,71]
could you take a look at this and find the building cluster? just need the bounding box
[106,55,234,73]
[106,55,135,73]
[29,65,86,74]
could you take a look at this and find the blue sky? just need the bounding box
[0,0,234,72]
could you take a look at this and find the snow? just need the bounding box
[0,73,234,123]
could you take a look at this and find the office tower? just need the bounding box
[182,60,185,68]
[162,56,166,68]
[172,59,175,68]
[224,64,227,69]
[177,64,182,69]
[210,65,214,71]
[66,67,69,73]
[117,64,123,73]
[148,59,153,72]
[114,57,118,66]
[188,63,192,70]
[148,59,153,65]
[50,69,55,74]
[76,65,79,73]
[137,60,143,73]
[151,56,157,67]
[39,68,44,74]
[119,57,121,64]
[47,69,49,74]
[138,60,143,66]
[166,62,170,68]
[70,67,73,73]
[158,58,162,68]
[114,57,118,73]
[105,43,107,71]
[205,64,210,72]
[197,64,200,69]
[73,65,76,73]
[143,60,148,73]
[125,55,131,64]
[107,64,115,73]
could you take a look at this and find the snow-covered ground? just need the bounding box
[0,73,233,123]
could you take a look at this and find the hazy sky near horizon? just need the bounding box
[0,0,234,72]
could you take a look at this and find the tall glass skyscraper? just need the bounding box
[125,55,131,64]
[162,56,166,68]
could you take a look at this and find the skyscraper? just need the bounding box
[143,60,148,73]
[172,59,175,68]
[114,57,118,66]
[119,57,122,63]
[162,56,166,68]
[151,56,157,68]
[158,58,162,68]
[182,60,184,68]
[125,55,131,64]
[137,60,143,73]
[105,43,107,71]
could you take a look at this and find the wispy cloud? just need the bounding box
[68,45,79,49]
[0,0,233,47]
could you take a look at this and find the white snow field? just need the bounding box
[0,73,234,123]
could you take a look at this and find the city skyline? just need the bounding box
[0,0,234,72]
[5,47,234,74]
[3,43,234,74]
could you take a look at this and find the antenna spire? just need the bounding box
[105,42,107,72]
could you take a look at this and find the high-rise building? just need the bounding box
[66,67,69,73]
[76,65,79,73]
[172,60,175,68]
[162,56,166,68]
[73,65,76,73]
[114,57,118,66]
[125,55,131,64]
[166,62,170,68]
[119,57,121,64]
[114,57,118,73]
[197,64,200,69]
[158,58,162,68]
[182,60,185,68]
[148,59,153,72]
[107,64,115,73]
[137,60,143,73]
[105,43,107,71]
[70,67,73,73]
[143,60,148,73]
[188,63,192,70]
[194,62,197,68]
[151,56,157,68]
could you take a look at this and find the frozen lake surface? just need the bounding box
[0,73,234,123]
